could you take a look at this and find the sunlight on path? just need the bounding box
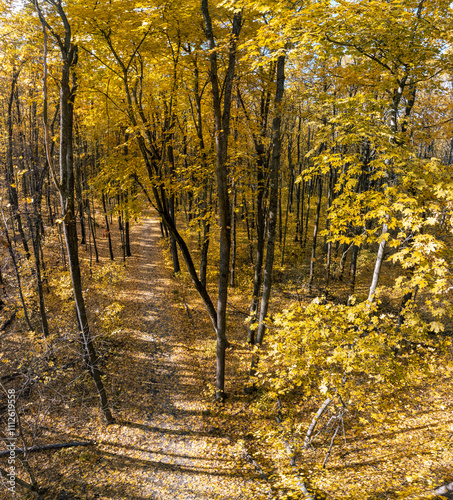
[94,215,262,500]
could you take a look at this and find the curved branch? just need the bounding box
[79,44,122,78]
[304,398,332,449]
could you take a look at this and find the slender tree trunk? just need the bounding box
[125,219,131,257]
[349,243,359,297]
[1,209,33,331]
[118,211,126,262]
[47,178,54,226]
[243,195,254,265]
[281,138,295,266]
[295,120,303,242]
[101,192,114,260]
[303,178,312,248]
[190,53,211,287]
[241,69,277,341]
[123,192,131,258]
[323,167,333,253]
[278,172,283,245]
[247,152,266,344]
[230,179,237,287]
[199,186,211,288]
[368,223,388,302]
[255,54,286,347]
[287,138,295,213]
[167,139,180,274]
[87,195,99,264]
[308,177,323,293]
[75,155,86,246]
[324,168,333,296]
[6,67,30,259]
[167,199,180,273]
[202,0,242,400]
[26,203,49,337]
[299,180,305,245]
[58,219,67,269]
[36,2,114,424]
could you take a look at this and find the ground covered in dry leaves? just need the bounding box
[43,215,265,499]
[1,215,266,499]
[2,213,453,500]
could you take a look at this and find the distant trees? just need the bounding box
[0,0,452,444]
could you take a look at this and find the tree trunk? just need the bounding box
[278,172,283,245]
[75,154,86,246]
[349,243,359,297]
[1,209,33,331]
[200,209,210,287]
[247,158,266,344]
[299,180,305,245]
[242,60,280,344]
[308,177,323,293]
[303,178,312,248]
[230,179,237,287]
[6,67,30,259]
[26,203,49,337]
[324,168,334,296]
[102,192,114,260]
[255,54,286,347]
[36,1,114,424]
[368,223,388,303]
[202,0,242,400]
[167,138,180,274]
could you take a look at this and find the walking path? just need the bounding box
[86,215,261,499]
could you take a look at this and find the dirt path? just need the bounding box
[88,215,261,499]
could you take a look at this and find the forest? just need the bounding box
[0,0,453,498]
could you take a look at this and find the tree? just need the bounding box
[34,0,114,424]
[201,0,242,400]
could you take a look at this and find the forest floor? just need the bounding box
[2,212,453,500]
[24,213,266,500]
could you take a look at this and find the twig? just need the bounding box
[0,465,41,493]
[0,372,21,382]
[225,434,275,499]
[227,303,249,317]
[0,441,92,456]
[231,401,253,417]
[0,311,15,332]
[275,400,316,499]
[322,417,341,468]
[242,446,268,482]
[312,413,337,441]
[241,445,277,499]
[431,481,453,498]
[183,300,192,321]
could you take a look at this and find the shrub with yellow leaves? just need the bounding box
[256,298,446,410]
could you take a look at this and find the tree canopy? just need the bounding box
[1,0,453,498]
